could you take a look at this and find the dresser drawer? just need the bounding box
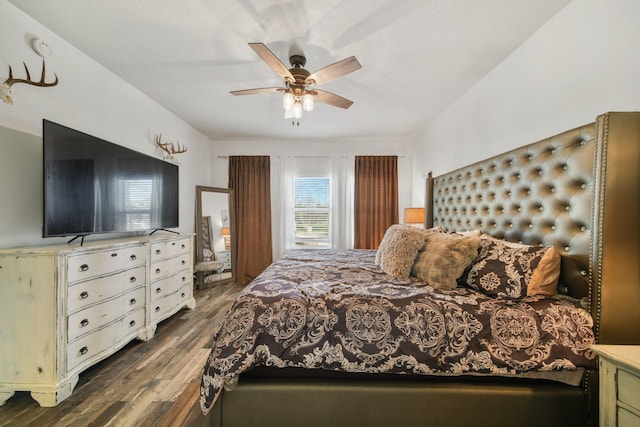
[618,406,640,427]
[618,368,640,412]
[67,307,145,372]
[217,250,232,270]
[150,270,191,302]
[67,245,147,283]
[150,253,191,279]
[150,238,190,262]
[217,251,231,263]
[68,287,146,342]
[149,285,191,323]
[68,266,146,313]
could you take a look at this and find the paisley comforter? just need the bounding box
[200,249,596,413]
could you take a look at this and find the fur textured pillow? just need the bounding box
[375,224,428,278]
[411,232,481,290]
[459,239,559,300]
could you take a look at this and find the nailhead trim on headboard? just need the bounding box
[590,113,608,344]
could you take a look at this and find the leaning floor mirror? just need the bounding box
[194,186,235,289]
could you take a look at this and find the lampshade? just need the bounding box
[292,101,303,119]
[403,207,425,224]
[220,226,231,236]
[282,92,294,110]
[302,93,314,111]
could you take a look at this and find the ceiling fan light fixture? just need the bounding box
[293,101,303,119]
[284,106,294,119]
[283,92,294,110]
[302,93,314,112]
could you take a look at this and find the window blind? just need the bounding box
[294,177,330,247]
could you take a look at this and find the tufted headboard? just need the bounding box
[426,112,640,345]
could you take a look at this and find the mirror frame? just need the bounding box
[195,185,235,287]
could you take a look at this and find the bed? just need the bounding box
[200,112,640,427]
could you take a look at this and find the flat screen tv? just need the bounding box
[43,119,179,240]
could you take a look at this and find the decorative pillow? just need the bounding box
[526,245,561,296]
[479,235,561,297]
[410,232,481,290]
[459,238,560,300]
[375,224,428,278]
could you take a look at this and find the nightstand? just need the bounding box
[591,345,640,427]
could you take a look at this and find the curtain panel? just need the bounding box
[353,156,398,249]
[270,156,296,260]
[229,156,272,284]
[330,156,354,250]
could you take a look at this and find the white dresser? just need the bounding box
[0,234,195,407]
[217,250,232,271]
[147,237,194,333]
[592,345,640,427]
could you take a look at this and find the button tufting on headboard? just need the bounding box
[429,123,597,300]
[426,112,640,346]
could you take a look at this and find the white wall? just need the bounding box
[411,0,640,206]
[0,1,212,248]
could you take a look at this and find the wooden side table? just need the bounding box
[591,345,640,426]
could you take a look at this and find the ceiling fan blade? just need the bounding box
[230,87,284,96]
[314,90,354,109]
[249,43,294,81]
[306,56,361,86]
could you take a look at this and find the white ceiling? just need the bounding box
[8,0,570,141]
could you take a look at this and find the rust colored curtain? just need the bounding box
[229,156,272,284]
[354,156,398,249]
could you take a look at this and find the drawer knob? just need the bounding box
[80,319,89,328]
[80,291,89,300]
[181,292,185,298]
[181,276,186,282]
[155,306,160,312]
[129,320,136,327]
[156,249,161,255]
[130,276,136,283]
[181,260,186,265]
[130,298,136,305]
[110,252,118,257]
[79,346,88,356]
[80,264,89,272]
[181,244,186,249]
[155,268,161,274]
[156,287,161,293]
[130,255,137,261]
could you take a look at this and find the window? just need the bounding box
[118,177,154,230]
[294,177,330,248]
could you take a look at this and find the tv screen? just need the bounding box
[43,119,179,238]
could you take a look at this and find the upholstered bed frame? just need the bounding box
[208,112,639,427]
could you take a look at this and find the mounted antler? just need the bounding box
[1,59,59,105]
[155,134,188,160]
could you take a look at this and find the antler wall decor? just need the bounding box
[1,59,59,105]
[154,134,188,162]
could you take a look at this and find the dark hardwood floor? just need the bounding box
[0,282,244,427]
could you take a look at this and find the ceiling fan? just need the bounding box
[231,43,361,125]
